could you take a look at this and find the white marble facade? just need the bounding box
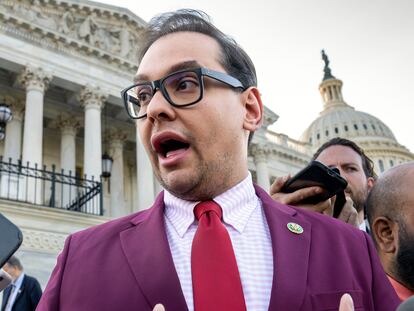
[0,0,412,289]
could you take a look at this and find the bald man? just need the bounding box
[366,162,414,301]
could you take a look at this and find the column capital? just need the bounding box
[18,66,52,93]
[106,128,128,150]
[50,114,82,136]
[79,85,107,110]
[250,143,271,162]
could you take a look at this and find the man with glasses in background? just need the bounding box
[38,9,399,311]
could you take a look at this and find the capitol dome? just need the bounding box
[301,97,397,147]
[301,51,414,173]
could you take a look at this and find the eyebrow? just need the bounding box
[133,60,202,84]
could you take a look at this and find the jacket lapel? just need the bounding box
[255,186,311,311]
[1,286,11,310]
[119,192,188,311]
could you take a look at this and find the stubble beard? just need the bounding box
[157,152,235,201]
[349,187,369,213]
[393,222,414,291]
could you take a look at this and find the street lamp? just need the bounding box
[0,103,12,140]
[101,152,113,178]
[101,104,113,178]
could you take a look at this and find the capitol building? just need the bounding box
[0,0,413,288]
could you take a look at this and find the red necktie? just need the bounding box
[191,201,246,311]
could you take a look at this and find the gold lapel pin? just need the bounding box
[287,222,304,234]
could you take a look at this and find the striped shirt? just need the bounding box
[164,174,274,311]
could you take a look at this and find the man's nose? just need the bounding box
[146,90,175,123]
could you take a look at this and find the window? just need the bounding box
[325,130,329,136]
[335,127,339,134]
[354,124,358,130]
[379,160,384,173]
[390,160,394,167]
[363,124,368,130]
[317,133,320,139]
[344,125,349,131]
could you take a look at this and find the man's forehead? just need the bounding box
[137,31,223,79]
[134,60,201,83]
[316,145,363,165]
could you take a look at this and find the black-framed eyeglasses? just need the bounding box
[121,67,246,119]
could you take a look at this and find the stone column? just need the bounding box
[107,130,127,218]
[251,144,271,192]
[136,127,155,210]
[2,97,24,163]
[51,115,81,207]
[18,66,52,204]
[1,97,24,199]
[79,85,107,181]
[19,66,51,168]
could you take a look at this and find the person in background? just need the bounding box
[1,256,42,311]
[271,137,375,231]
[366,162,414,301]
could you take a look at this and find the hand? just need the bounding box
[270,176,333,215]
[332,196,359,228]
[153,304,165,311]
[339,294,354,311]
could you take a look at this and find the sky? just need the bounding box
[98,0,414,152]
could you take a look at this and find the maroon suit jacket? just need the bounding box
[37,186,400,311]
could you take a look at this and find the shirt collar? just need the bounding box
[387,275,414,301]
[164,173,258,237]
[13,272,24,289]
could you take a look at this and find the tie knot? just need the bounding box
[194,201,222,221]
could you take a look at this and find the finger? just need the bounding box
[337,198,358,227]
[153,304,166,311]
[339,293,354,311]
[299,199,332,214]
[282,186,324,205]
[269,175,290,195]
[347,210,359,228]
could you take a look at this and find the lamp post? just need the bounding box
[0,103,12,140]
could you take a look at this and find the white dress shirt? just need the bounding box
[164,173,274,311]
[5,272,24,311]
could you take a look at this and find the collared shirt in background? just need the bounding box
[5,272,25,311]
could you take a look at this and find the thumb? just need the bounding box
[153,304,166,311]
[339,294,354,311]
[269,175,290,195]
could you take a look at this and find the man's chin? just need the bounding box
[159,170,200,198]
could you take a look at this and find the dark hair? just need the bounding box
[6,256,23,270]
[312,137,376,179]
[137,9,257,89]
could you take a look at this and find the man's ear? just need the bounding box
[367,177,375,192]
[242,87,263,132]
[372,216,398,254]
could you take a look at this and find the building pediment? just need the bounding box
[0,0,147,73]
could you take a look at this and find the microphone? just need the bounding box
[396,295,414,311]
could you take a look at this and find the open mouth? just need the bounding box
[152,133,190,159]
[159,139,190,158]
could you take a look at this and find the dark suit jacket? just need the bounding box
[37,186,400,311]
[2,274,42,311]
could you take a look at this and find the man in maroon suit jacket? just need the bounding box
[37,9,399,311]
